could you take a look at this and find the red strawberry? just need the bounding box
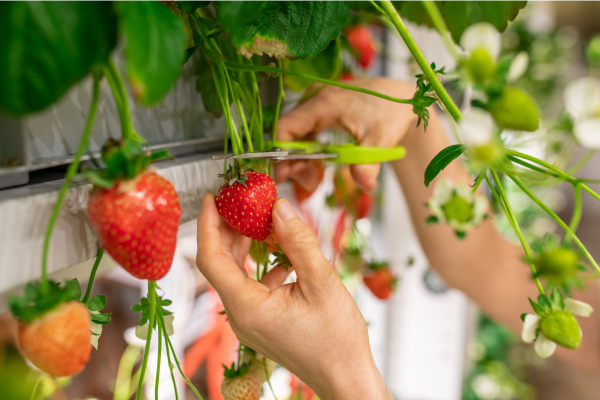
[354,191,373,219]
[363,262,397,300]
[341,71,355,81]
[88,170,181,280]
[347,25,376,68]
[18,301,91,377]
[216,166,277,241]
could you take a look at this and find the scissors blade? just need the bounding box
[277,153,338,160]
[212,150,290,161]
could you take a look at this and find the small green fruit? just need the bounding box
[535,247,579,281]
[585,35,600,68]
[489,88,539,132]
[464,47,496,84]
[540,310,581,349]
[441,195,473,224]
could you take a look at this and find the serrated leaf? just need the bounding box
[0,2,118,115]
[64,279,81,301]
[87,295,107,312]
[424,144,467,187]
[217,1,349,60]
[117,1,187,105]
[283,39,341,92]
[400,1,527,43]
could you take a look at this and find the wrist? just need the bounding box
[314,357,391,400]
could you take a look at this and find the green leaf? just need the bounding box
[175,1,210,15]
[529,297,546,317]
[425,216,439,224]
[0,2,117,115]
[283,39,341,92]
[64,279,82,301]
[91,313,111,322]
[131,304,143,312]
[117,1,187,105]
[400,1,527,43]
[87,295,107,312]
[161,299,173,306]
[217,1,349,60]
[424,144,467,187]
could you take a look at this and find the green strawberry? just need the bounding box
[535,247,579,281]
[489,88,539,132]
[464,47,496,84]
[540,310,582,349]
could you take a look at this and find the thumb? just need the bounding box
[271,199,336,293]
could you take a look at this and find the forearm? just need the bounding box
[390,108,600,370]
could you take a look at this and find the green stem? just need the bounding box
[104,59,135,141]
[582,184,600,203]
[471,168,487,193]
[490,170,545,294]
[565,183,582,246]
[155,323,162,400]
[506,155,562,179]
[224,61,413,105]
[157,301,204,399]
[264,358,278,400]
[421,1,461,60]
[82,248,104,303]
[272,59,285,147]
[484,175,508,216]
[136,281,156,400]
[506,150,574,182]
[41,74,101,291]
[161,316,179,400]
[507,174,600,275]
[378,0,462,122]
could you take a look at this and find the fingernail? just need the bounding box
[275,199,296,221]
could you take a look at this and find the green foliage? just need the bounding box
[585,34,600,68]
[174,1,211,15]
[131,295,173,329]
[283,40,341,92]
[195,48,225,116]
[217,1,348,60]
[0,2,117,115]
[424,144,467,187]
[117,1,187,105]
[272,244,292,271]
[401,1,527,43]
[9,279,81,323]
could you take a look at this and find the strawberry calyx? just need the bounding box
[8,279,111,326]
[131,294,173,330]
[223,361,251,379]
[271,244,292,271]
[78,138,172,189]
[366,260,389,271]
[218,163,253,188]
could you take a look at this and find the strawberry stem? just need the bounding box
[103,58,142,143]
[156,296,204,399]
[271,59,285,148]
[41,73,101,292]
[82,248,104,304]
[156,322,162,400]
[136,281,156,400]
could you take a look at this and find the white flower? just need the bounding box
[427,179,488,234]
[535,333,558,358]
[564,298,594,317]
[459,108,495,146]
[564,77,600,148]
[521,314,540,343]
[460,22,501,61]
[507,51,529,82]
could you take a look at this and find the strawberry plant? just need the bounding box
[4,0,600,397]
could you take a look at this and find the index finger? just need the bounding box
[196,193,248,300]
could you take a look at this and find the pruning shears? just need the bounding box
[212,141,406,164]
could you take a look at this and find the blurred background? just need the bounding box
[1,1,600,399]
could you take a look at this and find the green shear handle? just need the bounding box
[273,141,406,164]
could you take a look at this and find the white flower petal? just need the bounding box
[534,333,557,358]
[472,196,488,221]
[433,179,454,205]
[460,22,501,61]
[574,118,600,148]
[507,51,529,82]
[564,77,600,119]
[459,108,495,146]
[521,314,540,343]
[164,314,175,336]
[427,200,446,222]
[564,298,594,317]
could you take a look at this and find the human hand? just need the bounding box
[276,78,419,192]
[196,194,392,400]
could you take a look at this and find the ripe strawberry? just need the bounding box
[347,25,376,68]
[18,301,91,377]
[363,262,397,300]
[88,170,181,280]
[221,363,262,400]
[216,165,277,241]
[354,191,373,219]
[341,71,355,81]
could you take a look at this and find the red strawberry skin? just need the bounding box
[347,25,376,68]
[18,301,91,377]
[216,171,277,241]
[88,171,181,280]
[363,269,395,300]
[354,191,373,219]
